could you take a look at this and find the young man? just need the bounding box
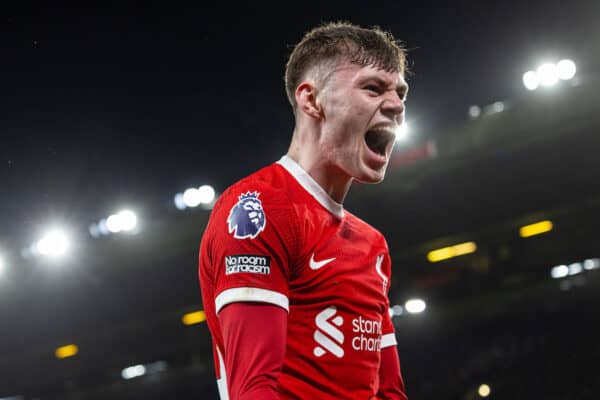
[199,22,409,399]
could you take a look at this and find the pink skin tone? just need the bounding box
[287,61,408,204]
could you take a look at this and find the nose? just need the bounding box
[381,91,405,124]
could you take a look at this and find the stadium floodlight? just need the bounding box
[404,298,426,314]
[55,344,78,359]
[568,263,583,276]
[36,229,70,258]
[390,304,403,317]
[523,59,577,91]
[106,210,138,234]
[478,384,491,397]
[197,185,216,204]
[537,63,559,87]
[174,193,186,210]
[556,59,576,80]
[468,105,481,119]
[395,122,408,142]
[183,187,202,208]
[522,70,540,91]
[121,364,146,380]
[583,258,599,270]
[176,185,217,210]
[550,265,569,279]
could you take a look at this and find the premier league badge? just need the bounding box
[227,191,267,239]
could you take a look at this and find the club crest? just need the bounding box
[227,191,266,239]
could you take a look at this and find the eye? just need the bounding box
[364,85,382,95]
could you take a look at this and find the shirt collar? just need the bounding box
[277,155,344,219]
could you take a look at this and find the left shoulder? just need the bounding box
[344,210,389,247]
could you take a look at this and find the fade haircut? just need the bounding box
[285,21,407,111]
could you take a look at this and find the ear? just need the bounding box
[295,81,322,119]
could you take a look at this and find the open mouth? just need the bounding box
[364,127,396,157]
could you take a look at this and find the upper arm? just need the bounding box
[219,302,287,400]
[208,185,301,314]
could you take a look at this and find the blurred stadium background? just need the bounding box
[2,3,599,400]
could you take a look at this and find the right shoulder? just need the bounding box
[203,163,302,256]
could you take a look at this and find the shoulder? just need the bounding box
[344,210,388,247]
[216,163,297,217]
[206,162,301,242]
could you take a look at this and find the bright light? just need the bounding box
[182,310,207,326]
[118,210,137,231]
[427,242,477,263]
[557,59,576,80]
[197,185,216,204]
[391,304,404,317]
[519,220,553,238]
[55,344,78,359]
[174,193,186,210]
[121,364,146,380]
[36,230,70,257]
[106,214,121,233]
[551,265,569,279]
[492,101,505,113]
[478,384,491,397]
[0,254,4,275]
[583,258,599,270]
[568,263,583,276]
[523,70,539,90]
[183,187,202,207]
[395,122,408,141]
[106,210,138,233]
[468,105,481,119]
[405,298,426,314]
[537,63,559,87]
[98,219,110,235]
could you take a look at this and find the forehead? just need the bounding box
[329,61,407,90]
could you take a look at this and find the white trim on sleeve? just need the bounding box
[381,333,398,349]
[215,287,289,313]
[216,347,229,400]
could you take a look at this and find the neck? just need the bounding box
[286,127,353,204]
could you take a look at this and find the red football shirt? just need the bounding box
[199,156,401,399]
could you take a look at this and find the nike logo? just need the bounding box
[309,254,336,270]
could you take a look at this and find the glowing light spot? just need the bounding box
[537,63,559,87]
[121,364,146,380]
[395,122,408,141]
[519,220,553,238]
[36,230,70,257]
[478,384,491,397]
[522,70,539,90]
[556,59,576,80]
[405,299,426,314]
[182,310,207,326]
[55,344,78,359]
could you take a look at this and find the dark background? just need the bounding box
[1,2,599,399]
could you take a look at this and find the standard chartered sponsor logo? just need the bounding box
[313,306,345,358]
[225,254,271,275]
[351,315,382,352]
[313,307,384,357]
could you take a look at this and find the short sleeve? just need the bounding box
[201,184,300,314]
